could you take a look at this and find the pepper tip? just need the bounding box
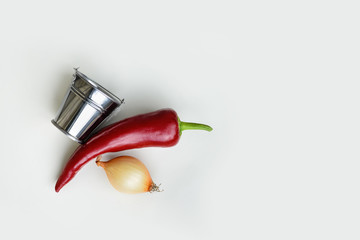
[55,181,62,193]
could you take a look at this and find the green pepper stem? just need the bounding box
[179,118,213,135]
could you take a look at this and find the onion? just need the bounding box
[96,155,161,194]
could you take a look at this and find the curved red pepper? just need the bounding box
[55,108,212,192]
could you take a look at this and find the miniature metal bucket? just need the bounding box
[52,69,123,143]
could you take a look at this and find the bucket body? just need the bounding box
[52,69,123,143]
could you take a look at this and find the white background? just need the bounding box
[0,1,359,239]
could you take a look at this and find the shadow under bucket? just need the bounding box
[52,69,124,144]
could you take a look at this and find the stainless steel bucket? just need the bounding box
[52,69,124,143]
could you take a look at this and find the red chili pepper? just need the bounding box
[55,108,212,192]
